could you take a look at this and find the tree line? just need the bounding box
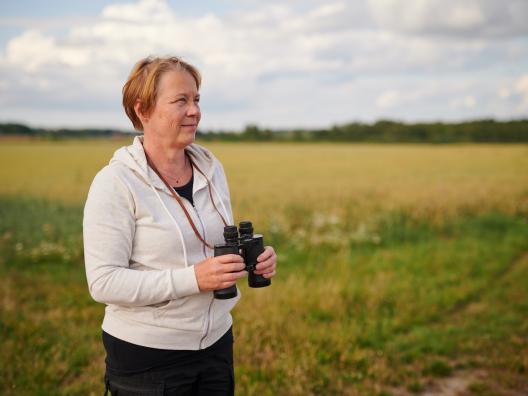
[1,119,528,143]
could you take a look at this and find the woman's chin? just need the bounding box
[146,127,197,149]
[175,131,196,148]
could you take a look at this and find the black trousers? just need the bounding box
[103,330,234,396]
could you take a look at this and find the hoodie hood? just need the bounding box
[109,135,218,195]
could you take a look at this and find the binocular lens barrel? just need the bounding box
[243,234,271,288]
[213,225,239,300]
[213,243,239,300]
[239,221,253,237]
[223,225,238,243]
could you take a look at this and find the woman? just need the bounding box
[83,56,277,395]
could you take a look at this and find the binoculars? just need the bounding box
[214,221,271,299]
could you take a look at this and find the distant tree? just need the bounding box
[1,120,527,143]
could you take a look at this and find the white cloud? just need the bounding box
[515,75,528,93]
[376,90,401,108]
[101,0,174,22]
[514,74,528,111]
[0,0,527,129]
[494,74,528,113]
[5,30,56,72]
[367,0,528,38]
[449,95,477,109]
[497,87,511,99]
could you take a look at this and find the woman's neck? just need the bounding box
[142,136,190,185]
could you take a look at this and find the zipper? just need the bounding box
[190,201,208,258]
[189,199,215,349]
[199,296,214,349]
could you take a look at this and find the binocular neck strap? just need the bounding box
[144,149,228,250]
[187,155,229,227]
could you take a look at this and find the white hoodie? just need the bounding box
[83,136,240,350]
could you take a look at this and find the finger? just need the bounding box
[224,262,246,273]
[217,254,244,263]
[219,279,243,289]
[257,246,275,262]
[219,280,236,289]
[222,271,248,282]
[262,269,276,278]
[254,264,273,275]
[255,257,275,272]
[232,270,248,280]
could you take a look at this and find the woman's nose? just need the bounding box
[187,102,200,116]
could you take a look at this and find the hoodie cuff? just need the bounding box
[170,266,200,298]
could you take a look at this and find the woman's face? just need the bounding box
[143,69,201,149]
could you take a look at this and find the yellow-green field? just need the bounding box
[1,140,527,222]
[1,139,527,395]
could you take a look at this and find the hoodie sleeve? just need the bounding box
[83,166,200,307]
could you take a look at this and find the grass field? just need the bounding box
[1,139,527,395]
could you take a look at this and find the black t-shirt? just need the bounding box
[102,172,199,375]
[174,172,194,206]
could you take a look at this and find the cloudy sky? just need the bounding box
[1,0,527,131]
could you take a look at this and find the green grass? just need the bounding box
[1,196,527,395]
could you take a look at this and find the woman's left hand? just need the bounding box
[254,246,277,279]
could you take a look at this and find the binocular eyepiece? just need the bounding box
[214,221,271,300]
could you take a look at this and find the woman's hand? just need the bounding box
[254,246,277,279]
[194,254,247,292]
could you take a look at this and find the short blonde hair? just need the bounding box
[122,56,201,131]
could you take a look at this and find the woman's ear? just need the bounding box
[134,100,149,125]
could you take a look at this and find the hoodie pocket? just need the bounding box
[152,295,206,332]
[149,300,171,309]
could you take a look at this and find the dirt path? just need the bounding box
[420,370,485,396]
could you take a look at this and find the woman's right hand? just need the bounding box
[194,254,247,292]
